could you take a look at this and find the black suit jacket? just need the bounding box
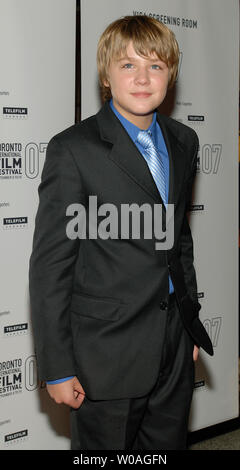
[29,101,213,400]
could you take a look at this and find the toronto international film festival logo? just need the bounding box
[65,197,175,250]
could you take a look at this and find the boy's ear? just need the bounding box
[103,78,110,88]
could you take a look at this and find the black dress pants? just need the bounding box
[70,294,195,450]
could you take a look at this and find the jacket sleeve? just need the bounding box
[179,132,199,303]
[29,135,85,382]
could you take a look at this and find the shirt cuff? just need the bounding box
[46,376,75,385]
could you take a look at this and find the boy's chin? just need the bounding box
[133,109,157,116]
[131,107,158,117]
[131,100,165,116]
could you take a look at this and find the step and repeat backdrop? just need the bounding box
[0,0,239,449]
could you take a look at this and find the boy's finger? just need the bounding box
[71,393,85,408]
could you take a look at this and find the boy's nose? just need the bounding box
[134,68,150,85]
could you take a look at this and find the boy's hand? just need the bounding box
[46,376,85,409]
[193,345,199,362]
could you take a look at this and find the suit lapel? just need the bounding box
[96,102,187,209]
[157,114,187,209]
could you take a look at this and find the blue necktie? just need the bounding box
[137,130,167,206]
[137,130,174,294]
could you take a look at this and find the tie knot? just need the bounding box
[137,130,154,150]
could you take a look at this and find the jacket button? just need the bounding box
[159,301,168,310]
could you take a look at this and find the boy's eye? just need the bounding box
[151,64,161,70]
[122,63,134,69]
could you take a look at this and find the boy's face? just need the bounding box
[104,41,169,129]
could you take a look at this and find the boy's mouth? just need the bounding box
[131,92,152,98]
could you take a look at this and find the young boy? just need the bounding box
[29,15,213,450]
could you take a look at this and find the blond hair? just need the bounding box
[97,15,180,102]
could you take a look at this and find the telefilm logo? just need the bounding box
[3,107,28,119]
[194,379,205,389]
[3,216,28,229]
[188,115,205,124]
[4,429,28,447]
[0,142,47,179]
[3,323,28,337]
[189,204,204,214]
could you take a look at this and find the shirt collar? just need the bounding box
[110,98,157,144]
